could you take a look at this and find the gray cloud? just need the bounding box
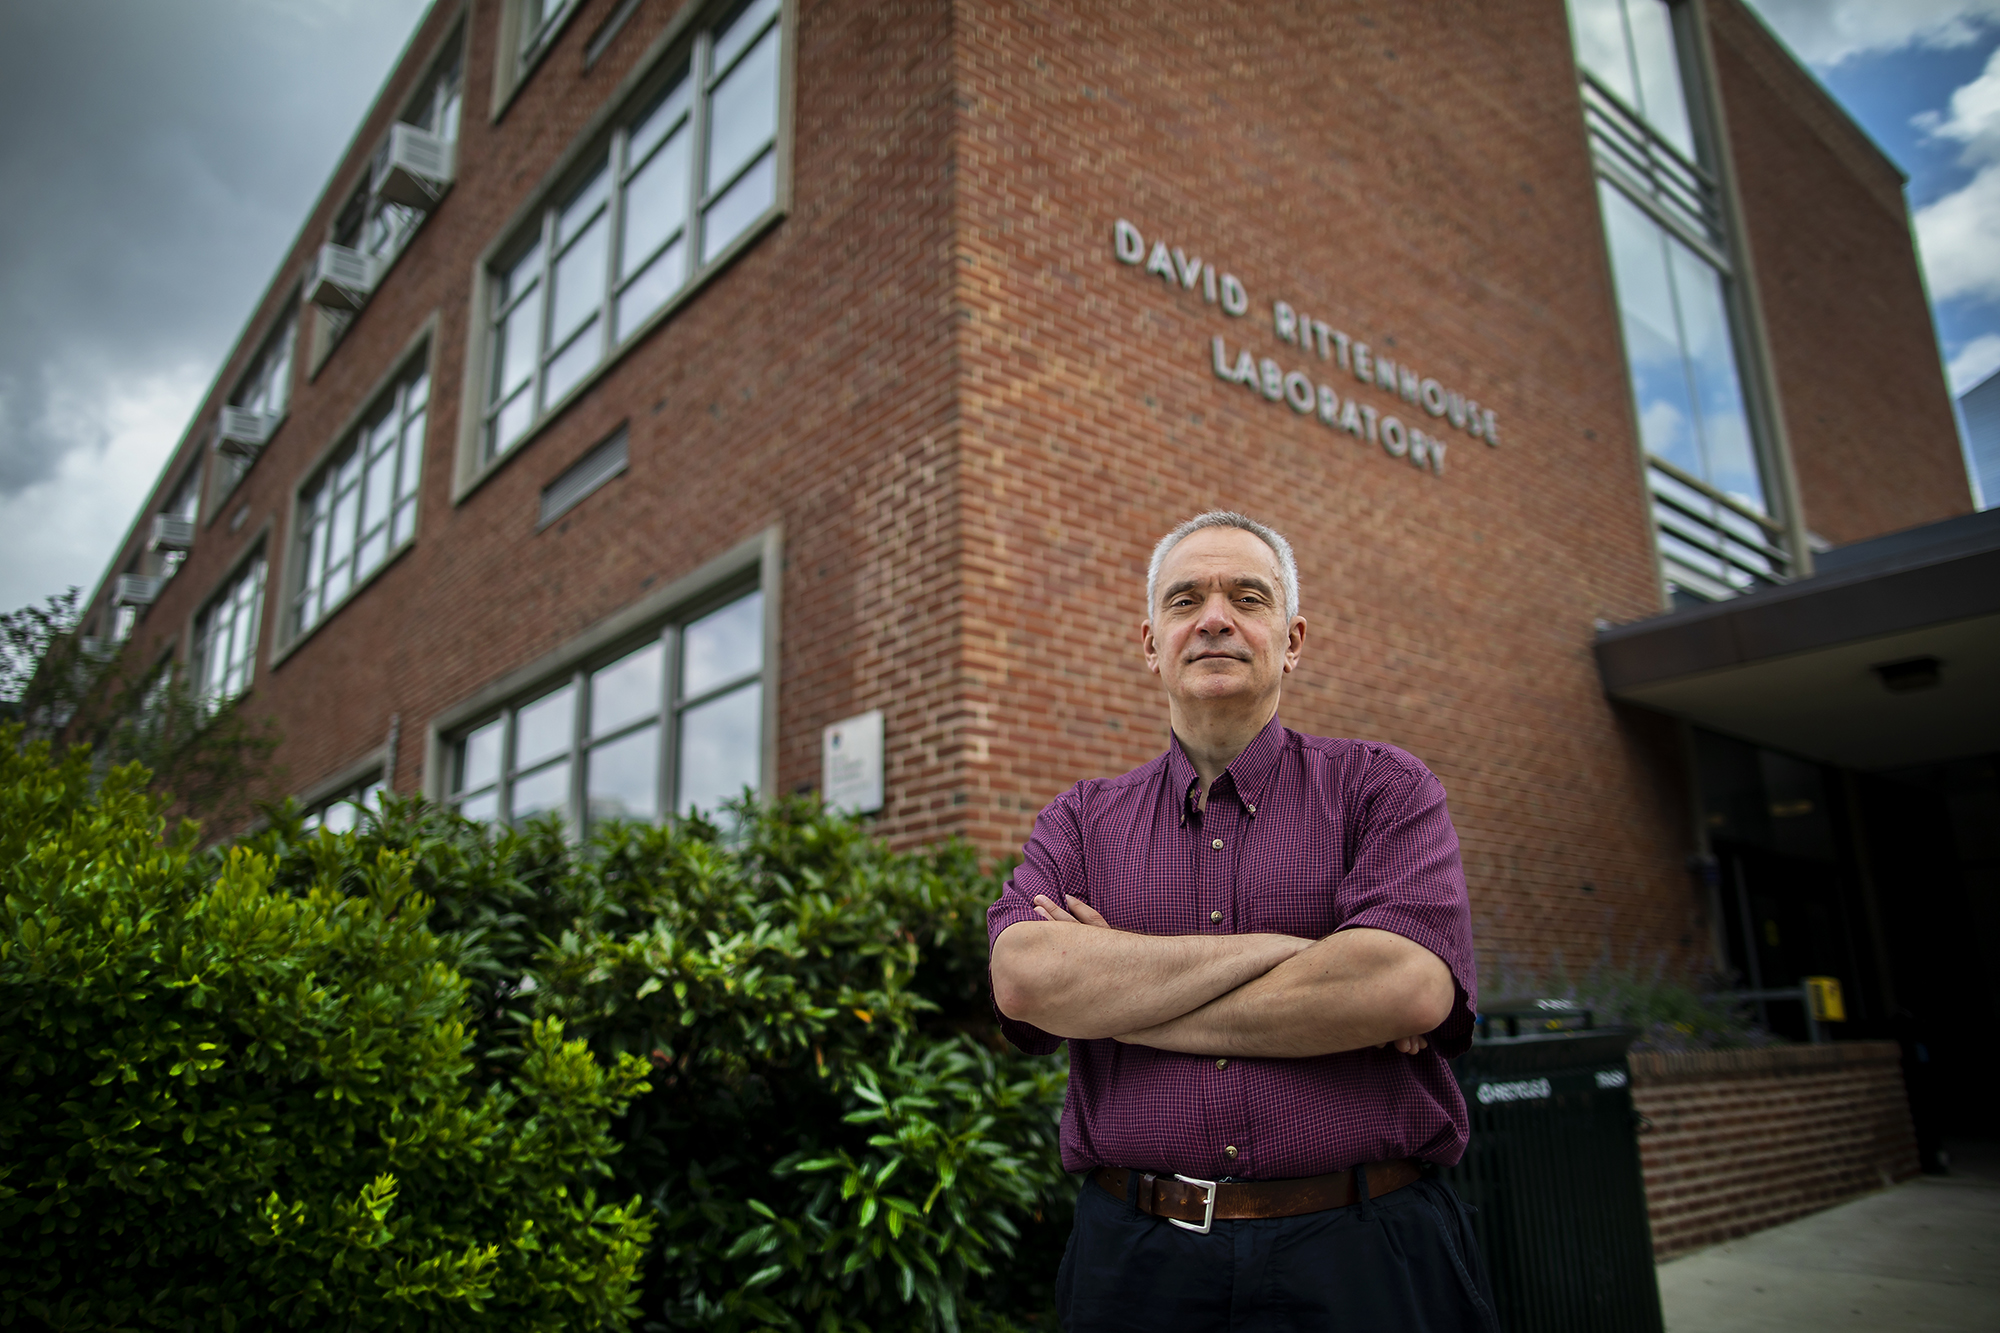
[0,0,429,497]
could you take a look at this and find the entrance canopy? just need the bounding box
[1595,510,2000,770]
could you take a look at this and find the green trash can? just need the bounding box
[1437,1013,1663,1333]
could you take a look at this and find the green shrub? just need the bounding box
[1488,961,1777,1051]
[240,794,1073,1333]
[0,729,654,1330]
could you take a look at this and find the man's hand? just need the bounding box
[1031,892,1111,926]
[1015,894,1433,1055]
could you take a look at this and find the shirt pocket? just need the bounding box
[1238,838,1342,938]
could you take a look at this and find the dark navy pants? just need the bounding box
[1056,1172,1501,1332]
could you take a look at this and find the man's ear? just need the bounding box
[1141,619,1161,675]
[1283,615,1306,673]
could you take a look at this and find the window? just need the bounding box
[236,315,297,421]
[303,777,387,834]
[483,0,783,460]
[450,587,764,829]
[217,311,298,494]
[111,584,139,645]
[291,361,428,637]
[1568,0,1694,159]
[193,552,267,706]
[318,36,464,355]
[1567,0,1786,603]
[357,39,465,266]
[155,462,203,582]
[520,0,579,63]
[116,667,175,754]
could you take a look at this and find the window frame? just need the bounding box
[493,0,574,119]
[1568,0,1804,604]
[209,298,301,516]
[308,18,468,377]
[184,525,273,712]
[275,320,437,666]
[424,526,782,828]
[449,585,761,829]
[153,458,206,585]
[297,753,391,834]
[454,0,794,502]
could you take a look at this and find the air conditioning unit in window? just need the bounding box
[149,513,197,552]
[115,574,163,607]
[373,123,455,210]
[305,243,378,312]
[216,405,278,458]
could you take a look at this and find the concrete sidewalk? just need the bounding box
[1656,1142,1999,1332]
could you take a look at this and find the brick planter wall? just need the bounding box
[1630,1041,1920,1259]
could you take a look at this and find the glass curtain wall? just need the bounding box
[450,588,764,830]
[1568,0,1787,603]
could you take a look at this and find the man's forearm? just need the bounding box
[1116,927,1454,1058]
[992,918,1309,1040]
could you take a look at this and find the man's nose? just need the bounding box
[1197,597,1234,634]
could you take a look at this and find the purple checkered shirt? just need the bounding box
[987,718,1478,1180]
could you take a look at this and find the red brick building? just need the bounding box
[84,0,1992,1124]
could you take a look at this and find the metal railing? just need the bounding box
[1717,986,1826,1044]
[1582,73,1724,254]
[1647,456,1790,601]
[1476,988,1828,1044]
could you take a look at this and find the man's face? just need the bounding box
[1142,527,1305,714]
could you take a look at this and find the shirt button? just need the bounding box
[1224,1145,1239,1160]
[1210,910,1223,923]
[1212,838,1224,850]
[1246,803,1256,814]
[1215,1058,1228,1070]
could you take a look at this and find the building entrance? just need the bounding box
[1694,728,1999,1159]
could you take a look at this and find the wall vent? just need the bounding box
[538,426,629,529]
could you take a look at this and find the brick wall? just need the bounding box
[79,0,1969,995]
[1707,0,1975,545]
[948,0,1710,982]
[1630,1041,1920,1259]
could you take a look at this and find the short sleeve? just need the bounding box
[985,787,1090,1056]
[1335,750,1479,1057]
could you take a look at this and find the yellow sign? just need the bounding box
[1805,976,1846,1022]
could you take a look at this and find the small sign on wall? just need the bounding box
[821,710,884,815]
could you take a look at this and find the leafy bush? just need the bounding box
[0,729,654,1330]
[239,792,1073,1332]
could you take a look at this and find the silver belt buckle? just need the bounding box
[1168,1173,1218,1234]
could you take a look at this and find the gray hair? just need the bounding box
[1146,511,1300,621]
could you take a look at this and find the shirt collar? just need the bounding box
[1167,715,1290,824]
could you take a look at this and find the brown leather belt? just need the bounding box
[1092,1159,1422,1234]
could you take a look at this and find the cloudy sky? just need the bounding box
[1,0,1997,617]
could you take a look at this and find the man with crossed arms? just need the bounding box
[988,511,1496,1331]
